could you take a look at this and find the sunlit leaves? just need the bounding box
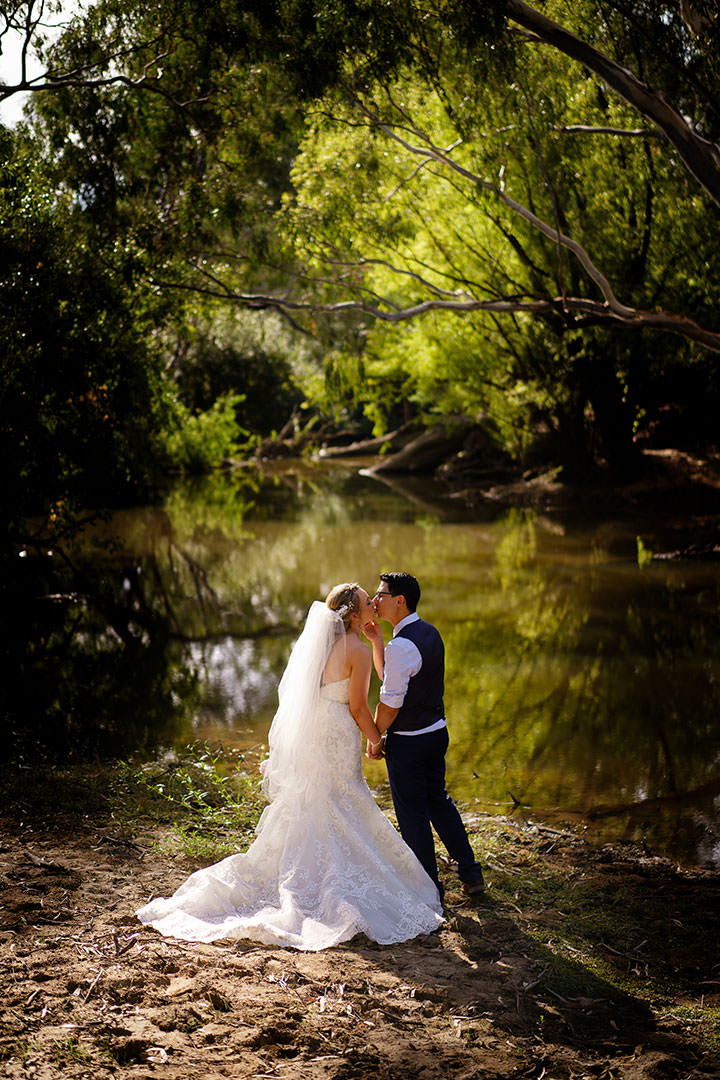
[280,0,720,463]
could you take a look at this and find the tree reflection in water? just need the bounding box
[0,536,197,763]
[2,467,719,866]
[443,509,720,866]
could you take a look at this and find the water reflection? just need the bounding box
[4,461,719,867]
[187,636,286,747]
[0,541,199,760]
[441,516,720,866]
[159,469,720,867]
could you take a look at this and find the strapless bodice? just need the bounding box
[319,676,350,704]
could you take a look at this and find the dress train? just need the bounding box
[137,679,443,950]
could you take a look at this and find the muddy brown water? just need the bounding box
[80,461,720,869]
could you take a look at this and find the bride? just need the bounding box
[136,584,444,950]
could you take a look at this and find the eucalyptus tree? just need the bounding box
[275,0,720,471]
[11,0,720,473]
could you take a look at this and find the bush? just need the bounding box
[162,392,251,472]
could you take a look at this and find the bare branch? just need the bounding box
[150,270,720,353]
[321,295,720,353]
[555,124,662,139]
[152,270,313,334]
[348,94,639,319]
[386,159,428,199]
[157,76,720,355]
[338,256,482,301]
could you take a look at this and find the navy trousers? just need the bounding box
[385,726,483,893]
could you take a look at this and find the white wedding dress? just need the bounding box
[137,672,443,950]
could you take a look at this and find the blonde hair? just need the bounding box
[325,582,360,630]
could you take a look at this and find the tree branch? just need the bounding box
[506,0,720,208]
[349,93,639,319]
[0,66,173,101]
[555,124,662,139]
[324,295,720,352]
[0,8,191,107]
[150,273,720,353]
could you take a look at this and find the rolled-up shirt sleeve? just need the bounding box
[379,636,422,708]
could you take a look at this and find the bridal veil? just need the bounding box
[261,600,345,802]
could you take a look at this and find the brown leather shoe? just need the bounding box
[462,879,486,895]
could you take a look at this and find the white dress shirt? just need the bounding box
[379,613,447,735]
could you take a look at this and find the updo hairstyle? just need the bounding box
[325,582,360,630]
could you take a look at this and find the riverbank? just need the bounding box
[1,760,718,1079]
[307,416,720,521]
[435,446,720,525]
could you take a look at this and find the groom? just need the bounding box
[368,571,485,899]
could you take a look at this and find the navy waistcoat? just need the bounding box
[390,619,445,733]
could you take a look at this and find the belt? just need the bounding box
[392,718,447,736]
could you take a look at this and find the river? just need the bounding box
[47,460,720,868]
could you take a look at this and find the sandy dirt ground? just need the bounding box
[1,810,719,1080]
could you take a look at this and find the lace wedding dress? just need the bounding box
[137,644,443,950]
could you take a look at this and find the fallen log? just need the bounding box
[368,417,477,474]
[315,418,424,459]
[652,542,720,561]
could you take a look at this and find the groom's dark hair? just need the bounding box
[380,571,420,613]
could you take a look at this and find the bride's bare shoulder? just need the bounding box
[348,633,371,665]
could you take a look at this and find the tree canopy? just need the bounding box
[2,0,720,488]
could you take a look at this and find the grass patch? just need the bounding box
[50,1036,92,1064]
[111,742,268,862]
[0,741,268,865]
[655,1004,720,1054]
[466,815,720,1055]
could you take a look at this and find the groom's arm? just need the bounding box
[373,636,420,742]
[374,702,399,734]
[366,701,398,758]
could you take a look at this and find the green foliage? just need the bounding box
[636,536,653,568]
[5,0,720,513]
[161,392,249,472]
[0,125,174,543]
[279,0,720,469]
[34,0,305,282]
[121,742,266,861]
[167,309,305,435]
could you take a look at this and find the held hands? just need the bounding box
[366,736,385,760]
